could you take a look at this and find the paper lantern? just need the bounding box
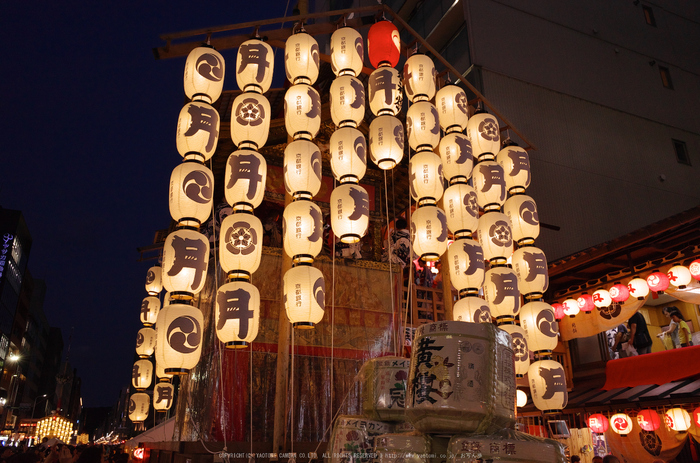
[153,382,175,412]
[588,413,609,433]
[496,143,531,195]
[168,161,214,227]
[236,39,274,93]
[512,246,549,299]
[284,265,325,328]
[140,296,161,326]
[330,27,364,77]
[562,298,580,317]
[665,408,691,431]
[636,409,661,432]
[176,102,220,161]
[132,359,153,391]
[224,149,267,210]
[367,20,400,69]
[610,413,633,436]
[406,101,440,151]
[442,183,479,239]
[551,303,565,320]
[689,259,700,280]
[483,266,521,320]
[609,283,630,302]
[500,323,530,376]
[284,139,322,198]
[330,127,367,182]
[230,92,270,149]
[528,359,568,413]
[452,296,491,323]
[467,110,500,161]
[162,229,210,296]
[473,161,507,211]
[411,205,449,262]
[476,212,513,265]
[330,184,369,243]
[219,212,263,278]
[592,288,612,308]
[504,194,539,245]
[439,132,473,183]
[403,54,436,102]
[184,46,225,103]
[447,239,484,294]
[646,271,669,293]
[283,199,323,263]
[516,389,528,408]
[154,357,173,383]
[693,407,700,427]
[155,302,204,374]
[668,265,692,289]
[577,293,595,313]
[285,32,319,85]
[627,277,649,300]
[368,67,403,116]
[216,280,260,348]
[436,84,468,133]
[330,75,365,128]
[129,393,150,423]
[409,150,444,204]
[369,115,404,169]
[284,83,321,140]
[135,327,156,358]
[519,300,558,354]
[145,266,162,295]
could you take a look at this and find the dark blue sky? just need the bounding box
[0,2,294,407]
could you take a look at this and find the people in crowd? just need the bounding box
[657,306,681,348]
[670,309,692,347]
[628,310,652,355]
[602,455,620,463]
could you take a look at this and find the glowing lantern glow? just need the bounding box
[284,265,325,328]
[516,389,528,408]
[692,407,700,427]
[551,303,565,320]
[562,298,580,317]
[439,132,473,183]
[588,413,609,433]
[132,359,153,391]
[436,85,468,133]
[367,20,400,69]
[483,267,521,320]
[135,327,156,358]
[283,200,323,263]
[230,92,271,150]
[284,84,321,140]
[519,301,558,354]
[330,75,365,128]
[447,239,485,294]
[236,39,274,93]
[330,184,369,243]
[409,151,444,204]
[452,296,491,323]
[184,46,225,104]
[528,359,568,413]
[330,27,364,77]
[497,143,531,195]
[133,448,145,460]
[577,293,595,313]
[512,246,549,299]
[627,277,650,300]
[369,115,404,169]
[636,409,661,431]
[219,212,263,278]
[403,54,436,102]
[476,212,513,265]
[473,161,507,211]
[153,382,175,412]
[168,161,214,227]
[411,205,449,261]
[610,413,633,435]
[155,302,204,374]
[129,393,150,423]
[162,228,210,296]
[667,265,692,289]
[442,183,479,239]
[689,259,700,280]
[224,149,267,211]
[176,102,220,161]
[284,139,322,198]
[216,280,260,348]
[285,32,319,85]
[504,194,539,245]
[368,67,403,116]
[330,127,367,182]
[646,271,670,293]
[500,323,530,376]
[406,101,441,151]
[145,266,162,295]
[140,296,160,326]
[592,288,612,308]
[609,283,630,302]
[467,110,500,160]
[665,408,691,431]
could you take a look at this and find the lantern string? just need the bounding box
[330,178,336,436]
[290,327,295,458]
[402,161,415,353]
[383,169,398,356]
[250,340,254,460]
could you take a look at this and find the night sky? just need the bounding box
[1,2,294,407]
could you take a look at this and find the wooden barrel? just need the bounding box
[361,356,410,422]
[326,416,393,463]
[374,433,431,463]
[405,321,516,434]
[448,429,567,463]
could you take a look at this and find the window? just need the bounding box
[643,5,656,26]
[659,66,673,89]
[673,139,691,165]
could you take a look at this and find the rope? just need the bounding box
[384,170,397,356]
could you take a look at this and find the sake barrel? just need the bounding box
[375,433,431,463]
[326,416,393,463]
[406,321,516,434]
[448,429,567,463]
[361,356,410,422]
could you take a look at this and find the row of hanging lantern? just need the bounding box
[589,406,699,435]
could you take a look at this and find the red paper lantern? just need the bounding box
[646,271,669,293]
[552,303,565,320]
[636,409,661,431]
[693,407,700,427]
[609,283,629,303]
[588,413,609,433]
[577,293,595,313]
[689,258,700,281]
[367,20,400,68]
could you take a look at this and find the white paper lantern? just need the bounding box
[135,327,156,358]
[497,143,531,194]
[153,382,175,412]
[439,132,473,183]
[610,413,634,436]
[283,199,323,263]
[176,102,220,161]
[406,101,440,151]
[447,239,484,294]
[483,266,521,320]
[512,246,549,299]
[284,265,325,328]
[162,228,210,296]
[154,356,173,383]
[330,75,365,128]
[473,160,507,211]
[368,67,403,116]
[168,161,214,227]
[216,280,260,348]
[411,205,449,262]
[436,84,469,133]
[442,183,479,238]
[665,408,691,431]
[528,359,568,413]
[230,92,271,150]
[499,323,530,376]
[668,265,692,289]
[330,127,367,182]
[184,46,225,104]
[477,212,513,265]
[409,150,444,204]
[285,32,320,85]
[129,393,150,423]
[516,389,528,408]
[403,54,436,103]
[219,212,263,278]
[284,83,321,140]
[504,194,539,246]
[330,27,364,77]
[467,110,500,160]
[452,296,491,323]
[145,266,162,295]
[284,139,322,198]
[224,149,267,210]
[519,300,559,354]
[562,298,580,317]
[140,296,161,326]
[132,359,153,391]
[236,39,274,93]
[369,115,404,169]
[330,184,369,243]
[155,302,204,374]
[627,277,650,300]
[592,288,612,308]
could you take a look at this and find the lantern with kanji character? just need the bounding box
[436,84,468,134]
[216,280,260,348]
[406,101,440,151]
[236,39,274,93]
[528,358,568,414]
[367,20,400,69]
[467,109,500,161]
[646,270,669,294]
[368,67,403,116]
[145,266,162,295]
[224,149,267,211]
[562,298,580,317]
[476,211,513,265]
[452,295,491,323]
[153,382,175,412]
[690,259,700,280]
[551,303,565,320]
[447,239,484,295]
[140,296,160,326]
[593,288,612,308]
[409,150,444,204]
[284,139,322,199]
[588,413,608,433]
[135,327,156,358]
[285,32,320,85]
[184,46,225,104]
[577,293,595,314]
[176,102,220,161]
[155,302,204,374]
[168,160,214,227]
[473,161,507,211]
[330,127,367,182]
[665,408,691,431]
[636,409,661,431]
[483,266,521,320]
[330,183,369,244]
[132,359,153,391]
[627,277,649,300]
[284,84,321,140]
[330,75,366,128]
[609,282,630,302]
[500,322,530,377]
[496,143,531,195]
[411,205,449,262]
[162,228,210,297]
[668,265,692,289]
[504,194,539,246]
[230,93,271,150]
[403,54,436,103]
[442,183,479,239]
[283,199,323,264]
[129,393,150,423]
[692,406,700,427]
[219,212,263,278]
[439,132,473,183]
[284,264,325,328]
[369,115,404,169]
[330,27,364,77]
[512,246,549,299]
[519,300,558,354]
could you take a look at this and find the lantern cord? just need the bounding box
[383,169,398,356]
[330,179,337,434]
[206,33,212,46]
[290,327,295,458]
[250,341,254,459]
